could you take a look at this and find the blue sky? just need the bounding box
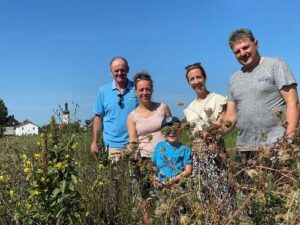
[1,0,300,126]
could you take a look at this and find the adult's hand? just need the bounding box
[90,141,99,153]
[153,178,163,190]
[91,115,102,154]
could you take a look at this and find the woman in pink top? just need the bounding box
[127,71,171,224]
[127,71,171,157]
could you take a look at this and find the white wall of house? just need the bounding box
[4,127,15,135]
[15,123,39,136]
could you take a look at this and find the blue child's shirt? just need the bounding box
[152,140,192,183]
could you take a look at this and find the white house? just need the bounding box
[15,120,39,136]
[3,115,20,135]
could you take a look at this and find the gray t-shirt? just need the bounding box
[228,57,297,147]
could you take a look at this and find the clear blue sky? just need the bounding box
[1,0,300,126]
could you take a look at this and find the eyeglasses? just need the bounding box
[117,93,124,108]
[184,62,201,70]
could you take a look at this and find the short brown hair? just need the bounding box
[133,71,153,89]
[228,28,256,49]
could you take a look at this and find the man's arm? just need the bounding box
[280,84,299,138]
[222,101,237,134]
[90,115,103,153]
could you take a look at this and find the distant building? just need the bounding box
[3,115,20,135]
[62,103,70,124]
[15,120,39,136]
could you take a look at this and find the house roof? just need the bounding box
[15,120,39,128]
[6,115,20,127]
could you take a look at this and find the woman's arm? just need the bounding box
[127,115,138,150]
[151,166,163,189]
[162,103,172,117]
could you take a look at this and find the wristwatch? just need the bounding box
[287,138,294,144]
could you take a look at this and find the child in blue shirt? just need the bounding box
[152,116,192,189]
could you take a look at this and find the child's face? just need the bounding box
[161,123,181,145]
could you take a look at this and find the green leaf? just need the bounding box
[71,174,78,184]
[52,187,61,199]
[56,207,65,219]
[36,168,44,174]
[69,183,74,191]
[61,180,66,194]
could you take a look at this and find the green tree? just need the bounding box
[0,98,8,125]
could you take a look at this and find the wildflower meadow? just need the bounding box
[1,116,300,225]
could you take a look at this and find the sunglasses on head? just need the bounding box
[117,93,124,108]
[185,62,201,70]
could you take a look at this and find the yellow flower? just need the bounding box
[41,177,46,182]
[65,154,70,159]
[0,175,5,182]
[54,162,62,170]
[9,190,14,197]
[32,190,41,196]
[34,153,42,160]
[32,181,38,188]
[72,142,79,150]
[98,163,104,171]
[25,160,31,166]
[21,154,27,160]
[24,168,30,173]
[98,181,105,188]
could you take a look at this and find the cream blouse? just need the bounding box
[184,93,227,131]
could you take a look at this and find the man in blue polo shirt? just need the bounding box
[91,56,138,158]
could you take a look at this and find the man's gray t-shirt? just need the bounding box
[228,57,297,147]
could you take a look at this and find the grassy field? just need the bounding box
[1,125,300,224]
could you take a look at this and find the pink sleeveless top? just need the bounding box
[128,104,165,157]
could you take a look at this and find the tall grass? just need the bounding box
[1,125,300,224]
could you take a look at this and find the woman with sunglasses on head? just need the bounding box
[184,62,236,213]
[127,71,171,224]
[184,62,227,131]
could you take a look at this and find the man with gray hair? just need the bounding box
[225,28,299,151]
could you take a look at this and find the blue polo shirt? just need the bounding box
[93,79,138,148]
[152,140,192,183]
